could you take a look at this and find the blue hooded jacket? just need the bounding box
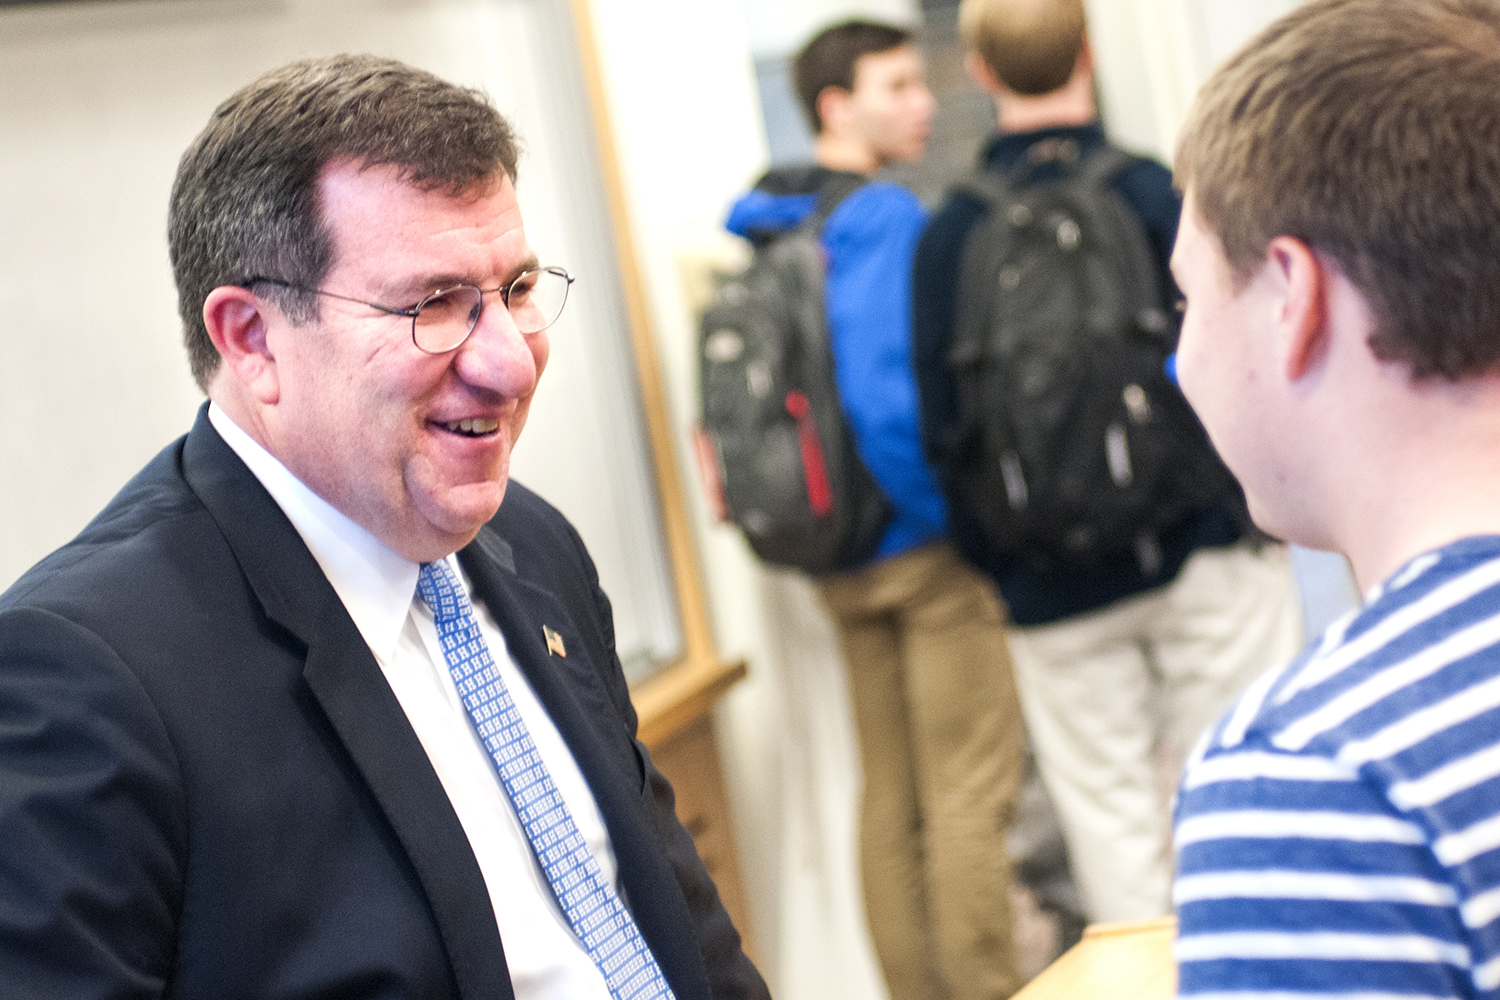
[727,169,947,565]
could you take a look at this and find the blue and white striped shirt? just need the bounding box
[1174,536,1500,999]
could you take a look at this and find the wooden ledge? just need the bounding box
[630,657,748,750]
[1081,916,1177,940]
[1013,916,1177,1000]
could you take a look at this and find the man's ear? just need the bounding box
[1076,36,1094,78]
[202,285,280,405]
[1266,236,1328,382]
[965,51,1003,95]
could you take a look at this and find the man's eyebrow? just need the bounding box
[378,255,543,301]
[507,253,542,283]
[380,274,465,300]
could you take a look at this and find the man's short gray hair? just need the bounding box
[168,54,521,391]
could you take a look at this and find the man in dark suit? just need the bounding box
[0,54,769,1000]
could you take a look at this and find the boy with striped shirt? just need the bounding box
[1169,1,1500,996]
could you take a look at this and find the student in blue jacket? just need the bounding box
[725,20,1025,1000]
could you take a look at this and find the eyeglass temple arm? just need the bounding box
[238,277,418,318]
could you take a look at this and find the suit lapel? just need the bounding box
[461,527,712,1000]
[180,408,514,1000]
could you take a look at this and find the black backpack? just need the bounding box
[944,140,1234,573]
[695,172,892,574]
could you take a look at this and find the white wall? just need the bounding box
[0,2,209,587]
[744,0,920,58]
[1086,0,1302,162]
[1195,0,1301,67]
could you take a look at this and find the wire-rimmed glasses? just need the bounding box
[244,265,575,354]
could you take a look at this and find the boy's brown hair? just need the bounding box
[958,0,1086,97]
[793,19,912,133]
[1176,0,1500,380]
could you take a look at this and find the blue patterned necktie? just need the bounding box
[416,559,675,1000]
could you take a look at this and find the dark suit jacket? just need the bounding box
[0,406,768,1000]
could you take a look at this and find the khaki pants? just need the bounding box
[819,542,1026,1000]
[1006,542,1302,923]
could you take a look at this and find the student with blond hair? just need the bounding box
[912,0,1302,925]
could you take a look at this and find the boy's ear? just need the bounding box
[1266,236,1328,382]
[815,84,852,137]
[202,285,280,405]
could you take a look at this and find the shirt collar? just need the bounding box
[208,403,421,663]
[983,120,1108,173]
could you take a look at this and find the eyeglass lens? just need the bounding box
[411,267,571,353]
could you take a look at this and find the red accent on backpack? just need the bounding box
[785,392,833,517]
[692,427,730,523]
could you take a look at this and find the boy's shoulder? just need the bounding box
[1191,535,1500,786]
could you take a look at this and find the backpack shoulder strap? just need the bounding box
[1075,144,1138,189]
[951,135,1098,209]
[803,171,868,234]
[952,167,1014,212]
[956,140,1138,204]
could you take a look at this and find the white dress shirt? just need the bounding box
[209,404,615,1000]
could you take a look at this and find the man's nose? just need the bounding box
[452,298,539,396]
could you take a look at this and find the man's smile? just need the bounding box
[435,417,501,438]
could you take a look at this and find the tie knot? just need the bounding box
[416,560,471,624]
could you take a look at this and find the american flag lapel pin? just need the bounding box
[543,624,567,658]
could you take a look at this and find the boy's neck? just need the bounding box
[1350,421,1500,592]
[1321,370,1500,592]
[995,75,1097,134]
[813,134,881,176]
